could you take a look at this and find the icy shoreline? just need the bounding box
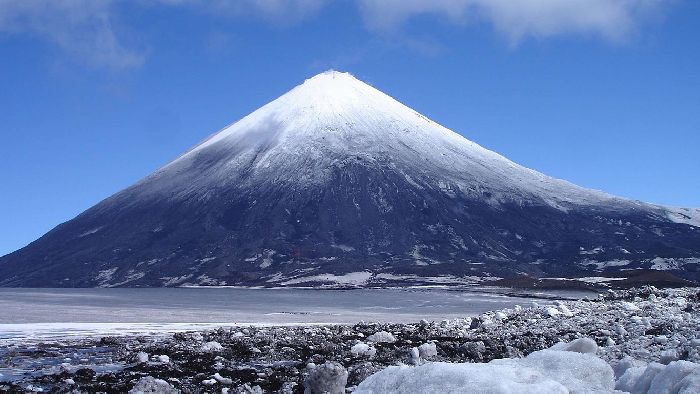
[2,287,699,393]
[0,287,562,328]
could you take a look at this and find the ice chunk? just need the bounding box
[546,307,561,317]
[304,361,348,394]
[648,360,700,393]
[620,301,641,312]
[155,355,170,363]
[351,343,377,358]
[367,331,396,343]
[549,338,598,354]
[616,366,647,392]
[558,304,574,317]
[677,370,700,393]
[129,376,178,394]
[612,356,645,378]
[202,341,224,352]
[508,350,614,393]
[418,342,438,358]
[674,297,688,309]
[355,361,571,394]
[630,362,665,393]
[191,332,203,341]
[355,360,570,393]
[355,341,614,394]
[136,351,149,363]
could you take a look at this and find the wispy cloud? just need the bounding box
[357,0,667,44]
[0,0,672,71]
[0,0,144,70]
[158,0,328,25]
[0,0,327,70]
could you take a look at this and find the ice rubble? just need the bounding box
[355,340,614,393]
[355,338,700,394]
[5,287,700,393]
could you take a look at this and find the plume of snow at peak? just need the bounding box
[357,0,668,44]
[0,0,144,70]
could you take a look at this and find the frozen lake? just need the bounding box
[0,287,592,340]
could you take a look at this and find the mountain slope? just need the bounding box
[1,71,699,287]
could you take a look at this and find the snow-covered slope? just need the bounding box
[1,71,698,287]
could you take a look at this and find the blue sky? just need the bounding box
[1,0,699,256]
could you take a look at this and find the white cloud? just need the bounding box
[357,0,668,44]
[0,0,327,70]
[0,0,671,70]
[0,0,144,69]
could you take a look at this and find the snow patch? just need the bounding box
[281,271,372,286]
[649,257,700,270]
[330,244,355,252]
[161,274,193,286]
[583,259,631,270]
[78,227,103,238]
[96,268,118,286]
[109,270,146,287]
[665,207,700,228]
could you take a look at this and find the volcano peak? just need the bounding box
[1,72,698,288]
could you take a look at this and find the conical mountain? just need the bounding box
[1,71,699,287]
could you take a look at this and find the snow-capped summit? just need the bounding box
[144,70,616,208]
[1,71,699,287]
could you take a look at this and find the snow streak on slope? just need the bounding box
[665,207,700,228]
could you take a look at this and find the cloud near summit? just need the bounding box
[357,0,666,44]
[0,0,670,70]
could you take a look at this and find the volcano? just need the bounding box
[1,71,699,287]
